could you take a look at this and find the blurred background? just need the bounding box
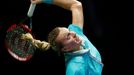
[0,0,133,75]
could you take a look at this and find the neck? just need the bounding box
[73,44,84,51]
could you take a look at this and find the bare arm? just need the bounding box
[31,0,84,29]
[52,0,84,29]
[70,1,84,29]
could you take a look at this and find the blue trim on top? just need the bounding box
[42,0,53,4]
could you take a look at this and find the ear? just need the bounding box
[61,47,66,52]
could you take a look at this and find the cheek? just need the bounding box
[67,41,78,47]
[64,38,77,47]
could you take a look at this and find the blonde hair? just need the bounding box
[48,27,63,53]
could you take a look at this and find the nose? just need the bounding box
[70,31,76,38]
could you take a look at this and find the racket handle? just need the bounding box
[27,3,36,17]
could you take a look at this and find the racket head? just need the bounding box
[5,24,35,61]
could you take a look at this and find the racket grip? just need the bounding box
[27,3,36,17]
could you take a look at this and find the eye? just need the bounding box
[66,33,71,40]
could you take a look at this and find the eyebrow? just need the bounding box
[63,32,68,39]
[63,30,70,39]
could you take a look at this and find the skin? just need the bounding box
[55,27,82,52]
[30,0,84,28]
[22,0,84,52]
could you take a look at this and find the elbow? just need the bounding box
[71,1,83,10]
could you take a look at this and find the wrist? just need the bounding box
[42,0,53,4]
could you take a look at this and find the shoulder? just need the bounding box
[66,61,87,75]
[66,57,85,75]
[66,61,85,75]
[68,24,84,35]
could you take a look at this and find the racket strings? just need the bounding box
[5,24,35,60]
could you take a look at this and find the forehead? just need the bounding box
[59,27,69,32]
[55,27,69,42]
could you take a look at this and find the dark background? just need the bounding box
[0,0,133,75]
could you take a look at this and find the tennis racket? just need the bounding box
[5,3,36,61]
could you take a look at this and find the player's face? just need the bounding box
[55,27,82,52]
